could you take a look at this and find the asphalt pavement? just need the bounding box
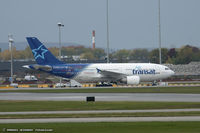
[0,109,200,115]
[1,116,200,123]
[0,92,200,102]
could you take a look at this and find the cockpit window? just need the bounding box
[165,67,170,70]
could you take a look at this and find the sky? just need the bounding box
[0,0,200,50]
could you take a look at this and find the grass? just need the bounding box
[0,122,200,133]
[1,111,200,119]
[1,86,200,93]
[1,101,200,112]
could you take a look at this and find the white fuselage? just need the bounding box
[73,63,174,83]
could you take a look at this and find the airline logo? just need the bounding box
[133,66,156,75]
[32,45,48,60]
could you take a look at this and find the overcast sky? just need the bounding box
[0,0,200,50]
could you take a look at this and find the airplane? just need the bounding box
[23,37,175,85]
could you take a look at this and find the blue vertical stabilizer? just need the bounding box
[26,37,64,65]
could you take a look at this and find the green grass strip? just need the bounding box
[1,101,200,112]
[1,111,200,119]
[0,122,200,133]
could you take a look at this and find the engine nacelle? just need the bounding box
[121,76,140,85]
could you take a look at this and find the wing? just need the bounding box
[96,68,127,80]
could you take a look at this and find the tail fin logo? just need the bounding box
[32,45,48,60]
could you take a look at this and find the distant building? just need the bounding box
[60,55,81,61]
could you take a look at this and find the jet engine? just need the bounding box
[121,76,140,85]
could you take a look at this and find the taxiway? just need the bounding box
[2,116,200,123]
[0,92,200,102]
[0,109,200,115]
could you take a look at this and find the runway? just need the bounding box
[1,109,200,115]
[1,93,200,102]
[1,116,200,123]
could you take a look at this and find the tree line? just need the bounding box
[0,45,199,64]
